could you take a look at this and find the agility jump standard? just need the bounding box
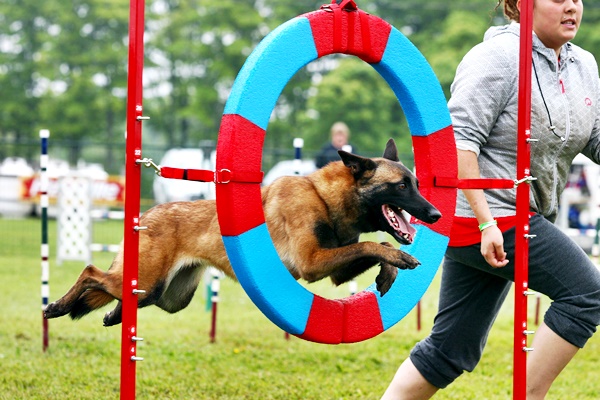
[40,129,50,352]
[120,0,146,397]
[118,0,534,398]
[513,0,535,397]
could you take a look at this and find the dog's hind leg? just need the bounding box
[155,262,204,314]
[100,279,167,326]
[44,264,122,320]
[101,264,204,326]
[103,301,122,326]
[68,288,117,320]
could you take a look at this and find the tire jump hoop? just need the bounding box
[215,0,458,344]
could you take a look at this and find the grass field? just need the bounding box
[1,217,599,399]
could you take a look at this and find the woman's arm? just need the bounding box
[458,149,509,268]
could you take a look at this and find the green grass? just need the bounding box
[1,217,599,399]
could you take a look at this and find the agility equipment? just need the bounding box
[114,0,534,398]
[214,0,456,344]
[40,129,50,352]
[57,181,125,262]
[208,268,221,343]
[56,175,93,264]
[120,0,146,397]
[142,0,458,344]
[513,1,535,396]
[89,210,126,254]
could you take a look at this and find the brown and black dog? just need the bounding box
[44,138,441,326]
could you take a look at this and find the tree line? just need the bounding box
[3,0,600,172]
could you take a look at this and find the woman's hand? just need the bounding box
[480,226,509,268]
[457,149,509,268]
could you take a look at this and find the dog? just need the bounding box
[44,138,441,326]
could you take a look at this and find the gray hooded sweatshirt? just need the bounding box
[449,23,600,222]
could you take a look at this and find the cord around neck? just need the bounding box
[532,58,565,142]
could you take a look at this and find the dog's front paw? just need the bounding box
[395,250,420,270]
[375,263,398,296]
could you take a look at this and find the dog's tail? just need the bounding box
[69,290,114,320]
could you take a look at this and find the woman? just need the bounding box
[315,121,354,168]
[381,0,600,399]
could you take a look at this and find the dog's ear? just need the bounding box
[383,138,399,162]
[338,151,377,177]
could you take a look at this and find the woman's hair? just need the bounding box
[330,121,350,137]
[496,0,520,22]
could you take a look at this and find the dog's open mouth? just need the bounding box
[382,204,417,245]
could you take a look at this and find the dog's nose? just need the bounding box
[427,209,442,223]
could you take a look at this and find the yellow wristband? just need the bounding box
[478,220,498,232]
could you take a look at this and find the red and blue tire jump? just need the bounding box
[215,3,457,344]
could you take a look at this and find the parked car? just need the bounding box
[262,159,317,186]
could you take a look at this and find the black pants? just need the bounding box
[410,214,600,388]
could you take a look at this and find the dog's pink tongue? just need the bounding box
[383,205,416,241]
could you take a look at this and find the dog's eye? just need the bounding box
[399,182,407,189]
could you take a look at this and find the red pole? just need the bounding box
[514,0,534,398]
[210,302,218,343]
[120,0,146,398]
[209,271,220,343]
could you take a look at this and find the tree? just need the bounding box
[573,1,600,57]
[4,0,600,170]
[145,0,265,148]
[298,57,410,158]
[0,0,129,167]
[38,0,129,168]
[418,10,490,97]
[0,0,53,160]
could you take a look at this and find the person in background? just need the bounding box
[315,121,355,168]
[381,0,600,398]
